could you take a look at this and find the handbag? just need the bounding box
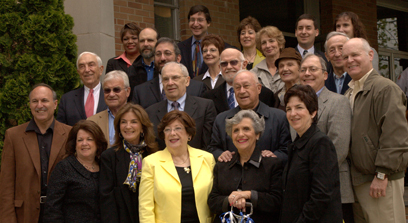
[219,202,254,223]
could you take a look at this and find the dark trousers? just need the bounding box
[343,203,354,223]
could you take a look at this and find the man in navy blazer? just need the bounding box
[57,52,107,126]
[178,5,236,78]
[324,32,351,94]
[132,37,206,108]
[146,62,216,151]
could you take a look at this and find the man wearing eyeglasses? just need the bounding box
[146,62,216,150]
[300,53,353,223]
[57,52,107,126]
[203,48,275,114]
[88,70,131,147]
[132,37,207,109]
[178,5,236,78]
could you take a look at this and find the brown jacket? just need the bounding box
[345,70,408,186]
[0,120,71,223]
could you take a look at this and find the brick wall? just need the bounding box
[320,0,378,51]
[179,0,240,48]
[113,0,155,56]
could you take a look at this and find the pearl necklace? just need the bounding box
[76,157,96,171]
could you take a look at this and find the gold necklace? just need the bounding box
[244,51,257,63]
[76,157,95,171]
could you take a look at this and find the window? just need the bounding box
[154,0,179,40]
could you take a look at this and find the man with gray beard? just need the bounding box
[202,48,275,114]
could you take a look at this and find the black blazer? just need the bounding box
[325,71,351,95]
[132,77,207,109]
[202,83,276,115]
[57,86,107,126]
[193,74,225,91]
[100,146,153,223]
[281,124,342,223]
[178,36,236,78]
[106,56,134,74]
[145,95,217,150]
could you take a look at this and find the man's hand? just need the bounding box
[218,151,235,162]
[261,150,277,158]
[369,176,388,198]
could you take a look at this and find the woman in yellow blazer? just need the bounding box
[139,110,215,223]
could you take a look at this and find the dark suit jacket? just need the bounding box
[193,74,225,91]
[178,36,236,78]
[325,72,351,95]
[208,102,290,164]
[57,86,107,126]
[100,146,154,223]
[132,77,207,109]
[0,120,71,223]
[146,95,217,150]
[202,83,276,115]
[106,55,135,74]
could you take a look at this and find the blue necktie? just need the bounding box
[228,88,235,109]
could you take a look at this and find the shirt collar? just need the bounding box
[107,108,115,118]
[297,44,315,55]
[167,93,187,110]
[333,71,347,80]
[84,82,101,92]
[316,86,325,97]
[229,147,262,169]
[191,36,204,46]
[115,52,132,67]
[142,58,154,68]
[26,119,55,134]
[348,68,373,90]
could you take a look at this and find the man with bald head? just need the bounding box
[324,32,351,94]
[343,38,408,223]
[208,69,290,164]
[57,51,107,126]
[146,62,216,150]
[203,48,275,114]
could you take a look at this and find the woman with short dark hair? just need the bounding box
[139,110,215,223]
[99,103,157,223]
[44,120,107,222]
[237,16,265,70]
[281,84,342,223]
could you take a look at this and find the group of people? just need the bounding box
[1,4,408,223]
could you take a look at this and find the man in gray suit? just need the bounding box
[300,53,354,223]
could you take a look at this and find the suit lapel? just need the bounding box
[159,149,180,183]
[118,59,128,72]
[150,78,162,102]
[97,86,107,112]
[48,122,68,174]
[184,95,197,118]
[116,149,135,219]
[189,147,203,182]
[318,88,329,120]
[185,37,194,74]
[216,84,229,112]
[74,87,87,119]
[23,131,41,180]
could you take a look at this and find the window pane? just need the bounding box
[394,58,408,81]
[377,6,408,52]
[155,0,173,4]
[155,6,174,38]
[379,55,391,79]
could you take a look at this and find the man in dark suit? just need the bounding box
[295,14,328,62]
[132,37,206,108]
[57,52,107,126]
[146,62,216,150]
[203,48,275,114]
[0,84,71,223]
[178,5,236,78]
[324,31,351,94]
[208,70,290,164]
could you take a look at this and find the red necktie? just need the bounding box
[85,89,94,118]
[193,41,201,77]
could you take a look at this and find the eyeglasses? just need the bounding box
[203,48,218,54]
[163,126,184,134]
[220,60,240,68]
[299,66,326,74]
[162,75,184,83]
[103,87,125,94]
[189,18,206,23]
[155,51,174,57]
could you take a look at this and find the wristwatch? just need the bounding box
[376,172,387,180]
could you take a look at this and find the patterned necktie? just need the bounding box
[303,50,308,57]
[172,101,180,111]
[85,89,94,118]
[227,88,235,109]
[192,41,201,77]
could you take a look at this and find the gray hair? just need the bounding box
[301,53,327,71]
[324,31,349,53]
[234,70,259,84]
[155,37,181,57]
[76,51,103,68]
[103,70,130,88]
[162,61,189,77]
[225,110,265,138]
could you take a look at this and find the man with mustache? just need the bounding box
[0,84,72,223]
[132,37,206,109]
[202,48,275,114]
[57,52,107,126]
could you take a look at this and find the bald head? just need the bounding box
[220,48,247,84]
[233,70,261,109]
[342,38,374,81]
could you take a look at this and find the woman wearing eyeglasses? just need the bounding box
[251,26,286,94]
[193,34,226,90]
[139,110,215,223]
